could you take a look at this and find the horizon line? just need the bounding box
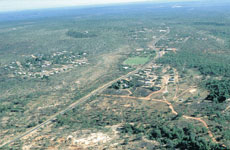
[0,0,202,13]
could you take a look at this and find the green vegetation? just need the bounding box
[121,123,224,150]
[54,96,225,149]
[124,56,150,65]
[66,30,97,38]
[157,51,230,77]
[1,0,230,149]
[109,79,133,89]
[204,79,230,103]
[0,3,160,147]
[157,50,230,103]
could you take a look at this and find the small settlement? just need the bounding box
[3,51,89,79]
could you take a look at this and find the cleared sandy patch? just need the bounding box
[189,88,197,93]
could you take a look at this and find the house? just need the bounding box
[169,77,174,82]
[145,69,152,72]
[166,48,174,51]
[138,80,144,83]
[159,30,167,32]
[122,84,129,89]
[166,48,177,51]
[145,81,152,86]
[136,48,144,51]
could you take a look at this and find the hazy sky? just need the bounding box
[0,0,192,12]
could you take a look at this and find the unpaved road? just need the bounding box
[101,86,226,147]
[101,92,219,145]
[0,62,152,148]
[0,28,170,148]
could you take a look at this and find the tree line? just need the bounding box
[157,51,230,102]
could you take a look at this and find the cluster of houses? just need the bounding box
[155,46,177,52]
[168,68,175,84]
[127,27,155,41]
[118,65,177,93]
[133,63,163,88]
[111,62,163,92]
[3,51,89,79]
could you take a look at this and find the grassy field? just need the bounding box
[124,56,150,65]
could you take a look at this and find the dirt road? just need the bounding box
[0,62,152,148]
[0,27,170,148]
[101,90,221,145]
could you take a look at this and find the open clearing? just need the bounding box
[123,56,149,65]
